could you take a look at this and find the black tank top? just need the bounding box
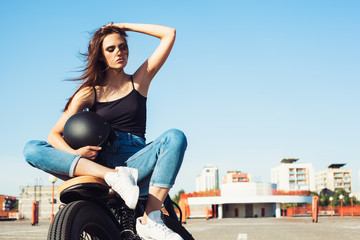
[89,76,147,139]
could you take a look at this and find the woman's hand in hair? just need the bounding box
[103,22,126,29]
[74,146,102,160]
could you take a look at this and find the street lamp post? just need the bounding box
[349,193,354,218]
[282,203,285,217]
[329,197,333,217]
[48,175,58,222]
[339,194,344,218]
[19,200,22,221]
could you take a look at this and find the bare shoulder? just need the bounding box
[132,72,150,97]
[71,86,95,109]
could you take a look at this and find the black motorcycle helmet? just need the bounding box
[63,111,112,149]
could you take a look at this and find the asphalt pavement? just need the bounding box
[0,216,359,240]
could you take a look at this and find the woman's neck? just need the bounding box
[104,68,128,87]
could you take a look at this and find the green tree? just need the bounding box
[330,189,359,206]
[310,191,318,196]
[312,189,360,206]
[171,189,185,205]
[13,200,19,211]
[319,193,330,206]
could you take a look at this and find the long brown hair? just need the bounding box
[64,25,128,111]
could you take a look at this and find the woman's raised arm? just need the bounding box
[111,23,176,96]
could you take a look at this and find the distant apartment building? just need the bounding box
[271,158,315,192]
[186,173,312,219]
[222,171,251,184]
[196,165,219,192]
[19,185,61,220]
[0,195,18,219]
[315,164,352,194]
[0,195,17,211]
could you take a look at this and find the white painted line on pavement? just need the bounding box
[237,233,248,240]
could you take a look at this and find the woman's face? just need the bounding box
[101,33,128,70]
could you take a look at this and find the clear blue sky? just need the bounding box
[1,0,359,197]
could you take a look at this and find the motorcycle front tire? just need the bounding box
[48,200,121,240]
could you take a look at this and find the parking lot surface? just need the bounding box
[0,216,359,240]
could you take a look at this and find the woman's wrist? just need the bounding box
[114,23,127,30]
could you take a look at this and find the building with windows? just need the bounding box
[184,166,312,219]
[0,195,18,219]
[222,170,251,183]
[315,164,352,194]
[271,158,315,192]
[18,185,60,220]
[184,179,312,219]
[195,165,219,192]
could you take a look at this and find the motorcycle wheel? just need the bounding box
[48,200,121,240]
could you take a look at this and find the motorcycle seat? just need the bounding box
[58,176,111,203]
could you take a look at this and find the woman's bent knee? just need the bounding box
[23,140,46,165]
[23,140,79,177]
[165,129,187,150]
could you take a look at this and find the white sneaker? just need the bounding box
[104,167,139,209]
[116,166,139,184]
[136,210,183,240]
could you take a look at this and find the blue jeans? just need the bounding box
[23,129,187,195]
